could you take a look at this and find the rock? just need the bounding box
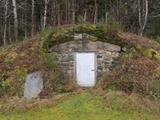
[122,47,127,52]
[74,33,83,40]
[24,72,43,99]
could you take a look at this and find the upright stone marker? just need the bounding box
[24,72,43,99]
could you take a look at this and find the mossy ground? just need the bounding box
[0,91,159,120]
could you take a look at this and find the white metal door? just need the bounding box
[76,53,96,87]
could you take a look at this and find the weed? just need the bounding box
[0,73,9,96]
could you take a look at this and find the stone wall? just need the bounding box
[51,40,121,79]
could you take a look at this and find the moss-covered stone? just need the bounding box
[83,34,98,41]
[142,48,157,58]
[73,24,97,33]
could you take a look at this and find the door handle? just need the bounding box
[91,69,95,71]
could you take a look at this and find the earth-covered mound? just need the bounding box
[43,24,160,98]
[0,24,160,98]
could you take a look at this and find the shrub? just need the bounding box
[42,27,73,50]
[45,53,58,70]
[42,69,75,96]
[102,58,160,98]
[41,27,54,41]
[73,24,97,33]
[0,73,10,96]
[4,52,18,65]
[94,25,107,39]
[41,27,55,50]
[155,36,160,43]
[40,48,58,70]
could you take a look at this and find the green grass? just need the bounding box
[0,91,160,120]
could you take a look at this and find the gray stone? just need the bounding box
[103,42,121,52]
[86,41,97,51]
[24,72,43,99]
[74,33,83,40]
[122,47,127,52]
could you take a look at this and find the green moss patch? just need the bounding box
[42,24,123,50]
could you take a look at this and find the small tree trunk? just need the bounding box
[9,20,12,43]
[142,0,148,34]
[138,0,143,36]
[31,0,35,37]
[24,0,27,39]
[43,0,49,29]
[94,0,98,24]
[3,0,9,46]
[71,0,75,24]
[138,0,148,36]
[12,0,18,41]
[84,9,87,23]
[105,12,108,24]
[53,1,56,26]
[57,4,61,26]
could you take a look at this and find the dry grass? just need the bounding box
[0,92,74,114]
[103,90,160,114]
[102,56,160,97]
[0,90,159,120]
[118,32,160,50]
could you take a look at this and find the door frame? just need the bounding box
[74,52,97,87]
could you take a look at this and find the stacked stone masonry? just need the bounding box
[51,39,121,79]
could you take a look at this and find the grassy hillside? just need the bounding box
[0,91,159,120]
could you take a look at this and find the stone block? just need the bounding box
[24,72,43,99]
